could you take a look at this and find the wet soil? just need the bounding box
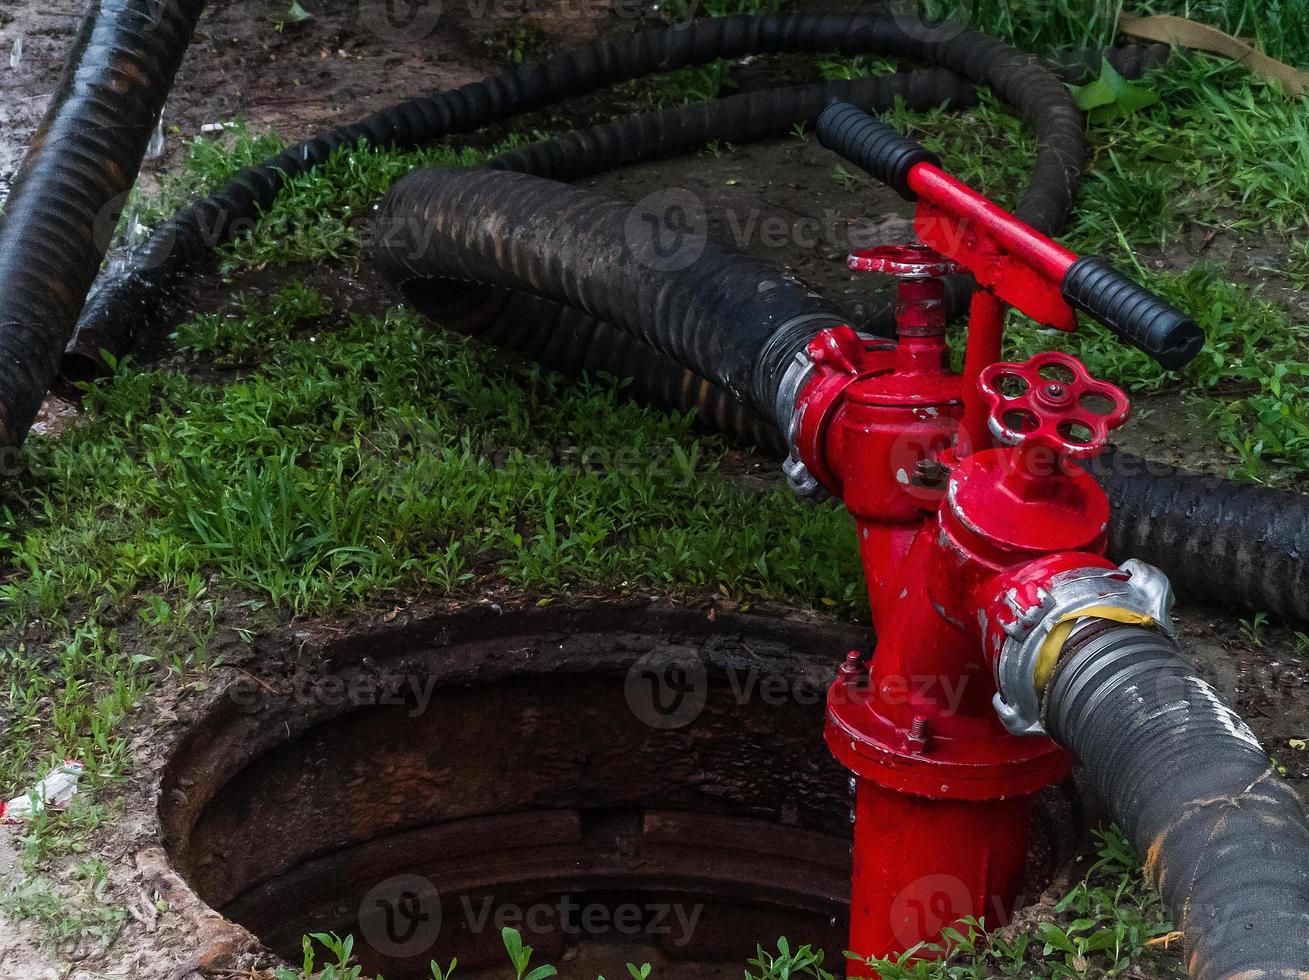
[0,2,1306,978]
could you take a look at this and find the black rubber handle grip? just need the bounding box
[1062,257,1205,370]
[817,101,939,200]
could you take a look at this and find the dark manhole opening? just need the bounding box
[161,603,1077,978]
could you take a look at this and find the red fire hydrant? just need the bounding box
[786,106,1200,968]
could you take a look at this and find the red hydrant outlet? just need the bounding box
[778,173,1179,967]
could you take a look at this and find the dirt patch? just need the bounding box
[0,1,616,199]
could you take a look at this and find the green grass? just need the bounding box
[926,0,1309,65]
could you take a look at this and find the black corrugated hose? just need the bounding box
[60,11,1089,389]
[484,68,979,185]
[376,167,851,418]
[1092,449,1309,624]
[407,281,790,452]
[0,0,206,448]
[1045,622,1309,980]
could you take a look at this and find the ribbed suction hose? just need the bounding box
[1045,622,1309,980]
[0,0,206,448]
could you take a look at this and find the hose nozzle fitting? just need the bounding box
[988,559,1175,736]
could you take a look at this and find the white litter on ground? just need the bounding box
[0,760,86,824]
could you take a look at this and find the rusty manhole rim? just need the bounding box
[157,600,1076,977]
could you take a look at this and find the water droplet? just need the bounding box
[9,34,24,70]
[107,195,151,277]
[147,114,166,160]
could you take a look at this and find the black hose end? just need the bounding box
[817,101,939,201]
[1062,256,1205,370]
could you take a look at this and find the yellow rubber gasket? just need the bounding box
[1032,605,1155,695]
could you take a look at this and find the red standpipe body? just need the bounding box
[794,165,1131,969]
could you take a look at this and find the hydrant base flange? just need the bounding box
[825,695,1071,801]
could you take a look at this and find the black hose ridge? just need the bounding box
[62,11,1087,388]
[0,0,206,447]
[404,280,788,452]
[1094,448,1309,624]
[374,168,851,418]
[1045,625,1309,980]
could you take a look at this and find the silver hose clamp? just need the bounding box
[778,349,827,500]
[776,333,886,502]
[993,559,1176,736]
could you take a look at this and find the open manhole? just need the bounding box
[161,603,1078,978]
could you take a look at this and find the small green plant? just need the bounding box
[748,937,837,980]
[266,0,312,28]
[1240,611,1270,647]
[1072,59,1160,123]
[491,20,548,67]
[831,163,866,192]
[2,866,128,951]
[1034,829,1174,978]
[273,932,366,980]
[502,926,558,980]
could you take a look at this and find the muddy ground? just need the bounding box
[1,2,1307,978]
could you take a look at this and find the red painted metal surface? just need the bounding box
[979,352,1131,461]
[798,180,1135,970]
[907,164,1079,332]
[959,291,1005,455]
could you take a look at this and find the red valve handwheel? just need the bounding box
[978,351,1130,460]
[847,243,966,278]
